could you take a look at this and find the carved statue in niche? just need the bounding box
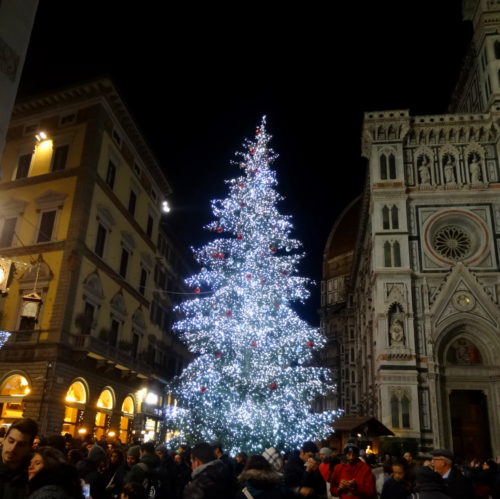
[443,154,456,184]
[447,338,481,365]
[390,319,405,346]
[418,155,431,185]
[388,303,405,347]
[469,153,482,183]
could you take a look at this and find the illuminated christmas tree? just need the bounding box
[168,118,335,453]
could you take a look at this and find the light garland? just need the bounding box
[166,117,336,453]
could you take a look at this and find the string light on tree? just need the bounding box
[166,117,336,453]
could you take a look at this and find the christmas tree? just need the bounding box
[167,118,335,453]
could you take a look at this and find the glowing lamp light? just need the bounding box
[35,131,47,142]
[78,428,87,435]
[65,395,76,403]
[145,392,159,405]
[107,431,116,437]
[162,201,171,213]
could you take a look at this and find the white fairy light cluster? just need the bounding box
[0,331,10,349]
[168,118,336,454]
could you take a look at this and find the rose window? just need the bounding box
[432,225,472,260]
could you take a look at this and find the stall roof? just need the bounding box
[333,416,394,436]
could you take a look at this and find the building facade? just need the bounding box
[0,79,190,442]
[0,0,38,158]
[322,0,500,459]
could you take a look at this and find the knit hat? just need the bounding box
[319,447,333,457]
[343,442,360,456]
[127,445,141,460]
[301,441,318,454]
[262,447,284,472]
[155,444,167,455]
[88,444,106,462]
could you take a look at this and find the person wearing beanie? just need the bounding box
[76,444,107,499]
[330,442,376,499]
[284,441,324,498]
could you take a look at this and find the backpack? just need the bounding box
[137,462,162,499]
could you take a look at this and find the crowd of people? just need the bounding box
[0,417,499,499]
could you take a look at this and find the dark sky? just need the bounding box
[19,1,471,323]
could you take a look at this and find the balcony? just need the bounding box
[70,334,151,376]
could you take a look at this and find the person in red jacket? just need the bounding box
[331,442,376,499]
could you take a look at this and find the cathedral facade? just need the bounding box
[321,0,500,459]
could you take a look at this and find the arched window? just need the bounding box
[384,242,392,267]
[382,206,390,229]
[95,388,115,439]
[120,395,135,444]
[0,374,31,423]
[393,241,401,267]
[391,206,399,229]
[401,396,410,428]
[388,154,396,179]
[380,155,388,180]
[63,380,88,437]
[391,396,399,428]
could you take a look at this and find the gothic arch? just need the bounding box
[434,321,500,366]
[83,272,104,303]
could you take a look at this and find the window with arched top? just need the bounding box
[391,206,399,229]
[388,154,396,179]
[0,374,30,396]
[384,242,392,267]
[65,380,87,404]
[393,241,401,267]
[121,396,135,415]
[401,396,410,428]
[63,380,88,437]
[391,396,399,428]
[96,389,114,410]
[380,154,388,180]
[382,206,390,230]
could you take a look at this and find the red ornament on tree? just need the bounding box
[200,386,207,393]
[280,270,289,276]
[251,341,257,348]
[270,247,277,253]
[306,341,314,348]
[239,183,245,188]
[268,382,277,391]
[194,287,201,294]
[225,310,233,318]
[260,279,266,285]
[237,234,243,240]
[250,148,255,155]
[275,302,281,308]
[253,168,259,173]
[246,274,252,280]
[240,202,246,208]
[256,128,260,135]
[215,352,222,359]
[217,227,223,233]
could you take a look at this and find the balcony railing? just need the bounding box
[70,334,152,375]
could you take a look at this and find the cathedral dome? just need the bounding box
[323,195,362,279]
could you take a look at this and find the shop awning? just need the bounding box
[332,416,394,437]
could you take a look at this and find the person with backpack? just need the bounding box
[124,443,161,498]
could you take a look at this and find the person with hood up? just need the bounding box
[330,442,376,499]
[236,455,286,499]
[124,442,160,488]
[76,443,108,499]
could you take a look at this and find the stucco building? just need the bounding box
[0,78,190,442]
[321,0,500,459]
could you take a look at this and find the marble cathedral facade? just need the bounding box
[321,0,500,459]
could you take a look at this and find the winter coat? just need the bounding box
[235,468,287,499]
[380,477,409,499]
[0,455,29,499]
[284,453,325,498]
[183,459,236,499]
[330,459,376,499]
[28,465,82,499]
[443,467,473,499]
[28,485,73,499]
[76,458,107,499]
[124,451,160,485]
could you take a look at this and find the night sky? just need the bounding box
[18,1,471,323]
